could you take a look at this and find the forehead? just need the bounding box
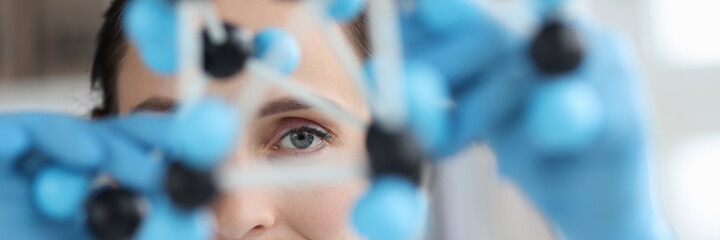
[214,0,301,30]
[116,0,367,117]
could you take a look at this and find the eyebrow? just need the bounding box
[257,97,314,118]
[258,97,346,118]
[132,96,348,119]
[131,96,176,113]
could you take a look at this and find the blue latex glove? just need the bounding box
[400,1,674,239]
[400,1,532,157]
[0,114,101,239]
[0,98,237,240]
[487,29,674,240]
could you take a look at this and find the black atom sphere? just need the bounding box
[165,162,218,210]
[203,23,252,79]
[365,123,424,185]
[86,188,145,240]
[530,20,585,75]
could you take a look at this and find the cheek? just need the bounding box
[279,181,368,239]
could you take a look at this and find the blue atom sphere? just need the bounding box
[123,0,179,74]
[535,0,572,18]
[526,79,604,154]
[0,120,29,163]
[327,0,366,22]
[122,0,178,45]
[253,28,301,74]
[173,99,239,170]
[352,175,424,240]
[404,62,451,157]
[137,41,178,75]
[34,166,90,220]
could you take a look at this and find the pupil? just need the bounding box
[291,131,315,149]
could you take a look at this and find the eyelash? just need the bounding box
[269,124,334,155]
[288,125,332,140]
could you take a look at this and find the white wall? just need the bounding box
[0,75,97,115]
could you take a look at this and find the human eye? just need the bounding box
[268,119,334,157]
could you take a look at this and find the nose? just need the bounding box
[213,190,276,239]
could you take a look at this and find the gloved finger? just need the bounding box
[0,117,31,168]
[95,126,167,193]
[488,115,593,202]
[0,114,106,170]
[444,55,537,155]
[412,0,483,33]
[109,98,239,171]
[398,3,477,45]
[486,122,537,186]
[402,7,521,86]
[400,0,491,42]
[106,114,180,158]
[578,25,647,152]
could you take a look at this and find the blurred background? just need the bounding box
[1,0,719,239]
[0,0,105,113]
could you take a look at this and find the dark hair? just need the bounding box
[90,0,368,116]
[91,0,129,116]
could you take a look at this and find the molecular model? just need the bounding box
[4,0,666,239]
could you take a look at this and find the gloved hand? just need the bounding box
[0,98,238,240]
[399,0,674,239]
[399,0,530,157]
[485,28,674,240]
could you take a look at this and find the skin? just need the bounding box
[114,1,371,239]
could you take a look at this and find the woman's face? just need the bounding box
[114,1,371,239]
